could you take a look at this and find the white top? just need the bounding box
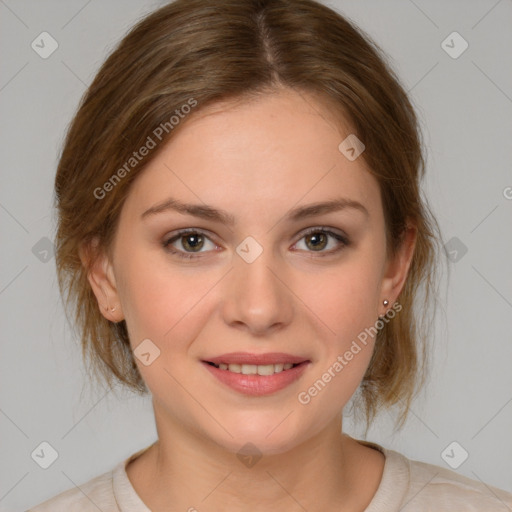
[27,440,512,511]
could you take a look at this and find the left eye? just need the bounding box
[293,228,349,255]
[163,227,349,259]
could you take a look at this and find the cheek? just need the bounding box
[118,265,217,395]
[117,253,221,350]
[299,262,382,408]
[310,261,382,347]
[119,274,175,342]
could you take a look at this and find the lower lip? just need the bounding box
[201,361,310,396]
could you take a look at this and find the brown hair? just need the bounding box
[54,0,444,429]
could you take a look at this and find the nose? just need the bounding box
[221,244,294,336]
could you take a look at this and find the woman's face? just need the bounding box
[90,88,414,455]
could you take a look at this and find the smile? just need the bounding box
[206,361,299,376]
[201,355,310,396]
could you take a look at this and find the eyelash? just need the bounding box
[162,227,350,260]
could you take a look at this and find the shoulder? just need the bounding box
[26,466,117,512]
[388,447,512,511]
[26,444,154,512]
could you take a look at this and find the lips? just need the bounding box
[201,352,311,396]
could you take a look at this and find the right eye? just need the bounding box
[162,228,220,259]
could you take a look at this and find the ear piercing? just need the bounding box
[378,299,390,321]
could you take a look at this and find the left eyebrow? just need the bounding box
[287,198,369,221]
[140,196,369,225]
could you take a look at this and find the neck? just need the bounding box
[127,410,383,512]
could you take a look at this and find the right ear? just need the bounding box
[79,237,124,323]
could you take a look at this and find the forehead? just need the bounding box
[122,89,382,223]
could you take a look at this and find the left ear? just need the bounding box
[379,224,417,313]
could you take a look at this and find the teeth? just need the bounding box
[241,364,257,375]
[211,362,299,375]
[257,364,274,376]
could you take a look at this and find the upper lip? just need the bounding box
[203,352,310,366]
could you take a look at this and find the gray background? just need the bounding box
[1,0,511,510]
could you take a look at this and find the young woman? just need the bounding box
[28,0,512,510]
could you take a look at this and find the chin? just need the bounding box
[203,411,312,457]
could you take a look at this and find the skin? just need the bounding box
[84,87,417,511]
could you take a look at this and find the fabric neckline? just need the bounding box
[113,444,154,511]
[356,439,410,511]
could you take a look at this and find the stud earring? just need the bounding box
[378,299,390,322]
